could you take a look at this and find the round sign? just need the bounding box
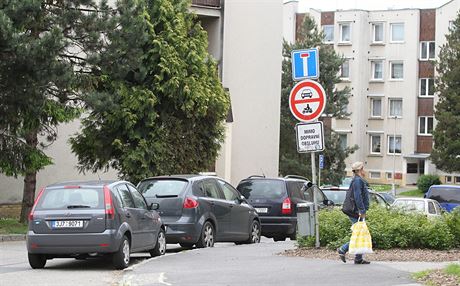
[289,79,327,122]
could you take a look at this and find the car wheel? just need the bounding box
[196,221,215,248]
[242,220,261,244]
[179,243,194,249]
[112,235,130,269]
[28,253,46,269]
[273,236,286,242]
[150,229,167,257]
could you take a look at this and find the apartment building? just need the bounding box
[0,0,283,204]
[284,0,460,186]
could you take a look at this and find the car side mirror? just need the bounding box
[237,195,246,204]
[149,203,159,211]
[324,199,334,206]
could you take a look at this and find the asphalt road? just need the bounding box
[0,238,429,286]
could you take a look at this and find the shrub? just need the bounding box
[417,175,441,193]
[444,208,460,247]
[297,205,457,250]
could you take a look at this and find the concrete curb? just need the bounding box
[0,234,26,242]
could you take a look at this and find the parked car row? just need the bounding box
[27,174,327,270]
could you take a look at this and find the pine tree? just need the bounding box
[70,0,229,183]
[0,0,109,222]
[279,15,357,185]
[431,13,460,172]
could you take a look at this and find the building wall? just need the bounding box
[0,120,118,203]
[283,1,299,43]
[221,0,283,185]
[288,4,460,186]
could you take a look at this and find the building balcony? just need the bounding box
[192,0,221,8]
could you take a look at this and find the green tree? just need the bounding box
[279,15,357,185]
[0,0,108,222]
[70,0,229,183]
[432,13,460,172]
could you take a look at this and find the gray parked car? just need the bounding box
[137,175,261,248]
[27,180,166,269]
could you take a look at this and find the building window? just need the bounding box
[386,172,392,179]
[323,25,334,43]
[370,134,381,154]
[407,163,418,174]
[369,171,381,179]
[419,116,434,135]
[372,23,384,43]
[456,176,460,184]
[371,60,383,80]
[420,41,435,60]
[420,78,435,97]
[340,59,350,79]
[388,135,402,154]
[370,98,382,117]
[339,23,351,43]
[390,23,404,42]
[339,134,347,150]
[389,99,402,118]
[446,176,452,183]
[390,62,404,79]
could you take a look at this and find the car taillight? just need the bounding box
[28,187,45,221]
[183,197,199,209]
[104,185,115,219]
[282,197,292,215]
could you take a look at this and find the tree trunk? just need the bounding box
[19,131,38,224]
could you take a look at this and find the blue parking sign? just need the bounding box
[319,154,324,169]
[291,48,319,81]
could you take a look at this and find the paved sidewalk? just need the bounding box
[0,234,25,242]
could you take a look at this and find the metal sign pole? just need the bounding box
[318,154,321,188]
[311,150,320,248]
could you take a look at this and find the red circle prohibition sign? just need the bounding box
[289,79,327,122]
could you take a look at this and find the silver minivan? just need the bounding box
[27,180,166,269]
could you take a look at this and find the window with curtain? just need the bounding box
[370,98,382,117]
[390,62,404,79]
[340,23,351,42]
[370,135,381,154]
[389,99,402,117]
[323,25,334,43]
[372,23,384,43]
[391,23,404,42]
[388,135,402,154]
[371,60,383,80]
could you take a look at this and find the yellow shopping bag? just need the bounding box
[349,219,373,255]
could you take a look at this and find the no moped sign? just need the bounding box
[289,79,326,123]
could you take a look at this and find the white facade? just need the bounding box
[0,0,283,203]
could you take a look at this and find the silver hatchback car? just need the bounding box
[27,180,166,269]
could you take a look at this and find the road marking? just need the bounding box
[158,272,171,286]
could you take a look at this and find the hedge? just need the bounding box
[298,206,460,250]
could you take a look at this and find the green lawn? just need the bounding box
[0,218,28,234]
[370,184,395,192]
[413,264,460,285]
[445,263,460,278]
[398,189,425,197]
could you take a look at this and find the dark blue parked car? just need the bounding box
[425,185,460,212]
[137,175,261,248]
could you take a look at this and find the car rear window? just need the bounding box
[237,180,286,199]
[323,191,346,205]
[138,179,187,198]
[428,187,460,204]
[36,188,103,210]
[393,200,425,212]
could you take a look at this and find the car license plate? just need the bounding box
[52,220,84,228]
[255,208,268,214]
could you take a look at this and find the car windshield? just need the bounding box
[379,192,396,204]
[138,179,187,197]
[393,200,425,212]
[323,191,346,205]
[37,188,103,210]
[340,177,353,188]
[238,180,286,199]
[428,187,460,204]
